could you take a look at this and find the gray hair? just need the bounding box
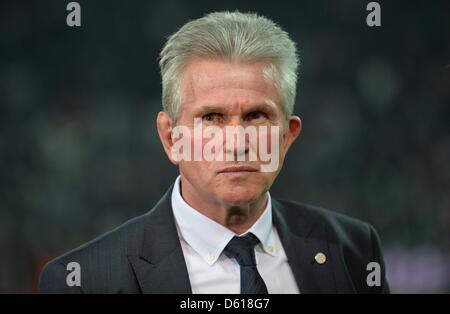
[159,11,299,123]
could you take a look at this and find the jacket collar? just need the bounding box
[128,185,192,293]
[272,199,341,293]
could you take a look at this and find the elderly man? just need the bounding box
[39,11,389,294]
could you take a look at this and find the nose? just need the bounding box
[224,118,250,161]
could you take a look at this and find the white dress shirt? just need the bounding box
[171,176,300,294]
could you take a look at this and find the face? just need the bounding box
[157,58,302,207]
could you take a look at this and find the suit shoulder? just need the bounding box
[48,212,149,265]
[39,211,152,293]
[274,199,389,293]
[274,199,373,242]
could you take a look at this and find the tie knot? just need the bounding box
[224,233,260,267]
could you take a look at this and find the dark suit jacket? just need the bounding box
[38,185,390,293]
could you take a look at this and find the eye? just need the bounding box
[202,113,223,123]
[246,111,268,121]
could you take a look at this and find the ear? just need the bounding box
[282,115,302,156]
[156,111,178,165]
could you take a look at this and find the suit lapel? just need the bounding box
[272,199,338,293]
[128,186,192,293]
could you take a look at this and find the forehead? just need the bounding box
[181,58,280,109]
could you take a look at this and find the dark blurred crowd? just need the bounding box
[1,0,449,293]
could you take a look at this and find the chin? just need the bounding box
[217,187,263,206]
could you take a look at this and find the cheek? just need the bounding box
[257,126,283,155]
[180,160,212,173]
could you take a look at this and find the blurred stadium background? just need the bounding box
[0,0,449,293]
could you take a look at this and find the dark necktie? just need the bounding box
[224,233,269,294]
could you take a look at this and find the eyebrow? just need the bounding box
[195,102,279,115]
[244,102,278,113]
[195,105,227,114]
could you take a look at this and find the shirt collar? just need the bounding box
[171,175,276,266]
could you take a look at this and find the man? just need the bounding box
[39,11,390,294]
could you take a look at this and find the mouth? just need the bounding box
[218,166,259,174]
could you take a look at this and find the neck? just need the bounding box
[179,177,268,234]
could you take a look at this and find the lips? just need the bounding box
[218,166,259,173]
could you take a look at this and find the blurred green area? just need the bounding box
[0,0,449,293]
